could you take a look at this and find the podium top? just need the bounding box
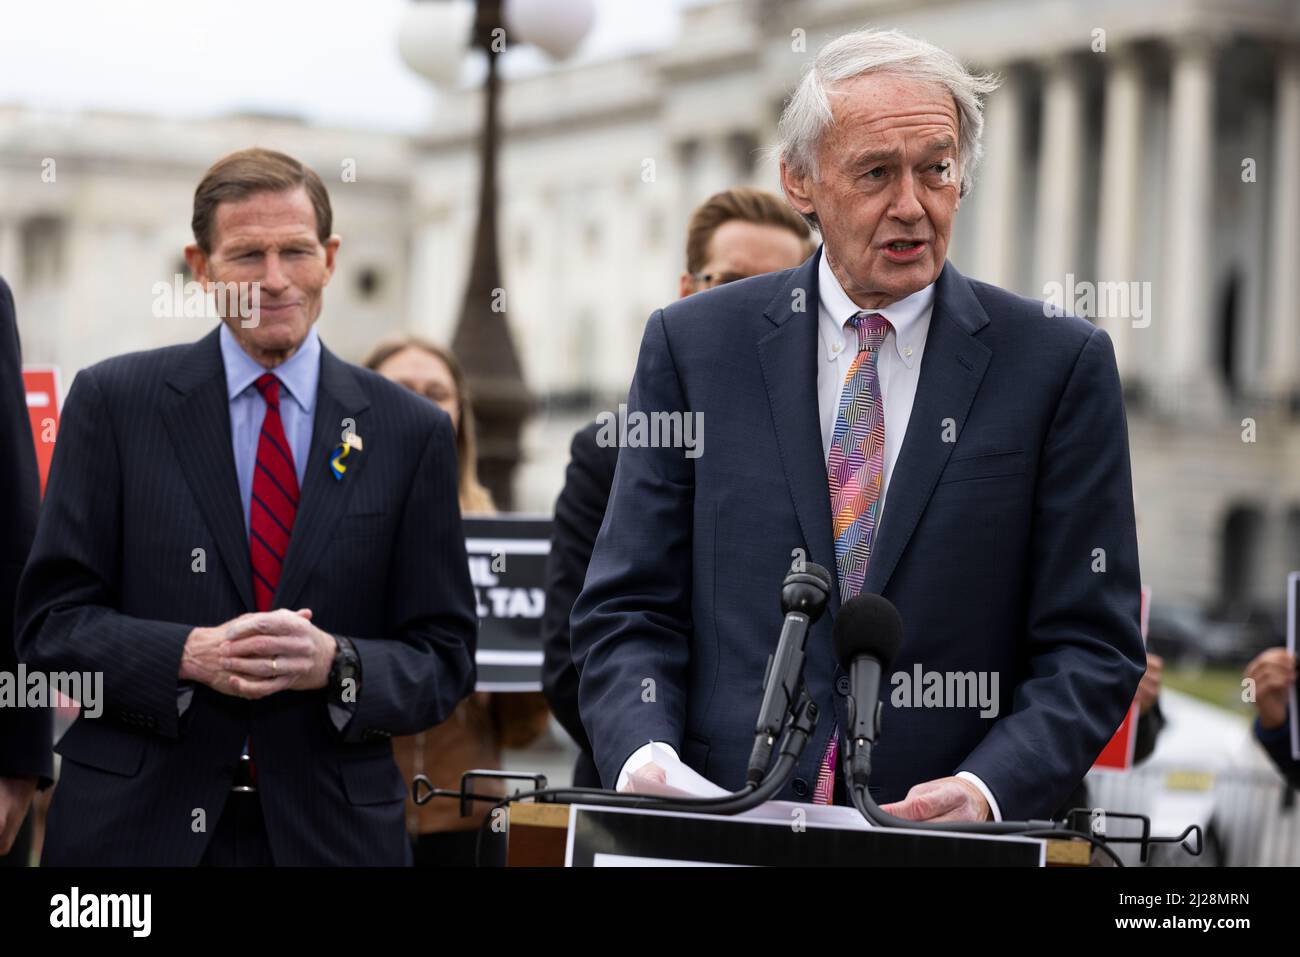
[504,801,1091,867]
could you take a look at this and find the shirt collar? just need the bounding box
[218,322,320,415]
[817,250,935,369]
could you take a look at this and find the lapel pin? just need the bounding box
[330,428,363,481]
[329,442,354,481]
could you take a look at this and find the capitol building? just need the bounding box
[3,0,1299,624]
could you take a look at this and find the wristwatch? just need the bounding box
[328,634,361,704]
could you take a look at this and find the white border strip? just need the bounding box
[476,650,544,666]
[466,538,551,555]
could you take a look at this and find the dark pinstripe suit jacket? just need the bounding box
[1,277,52,787]
[15,325,477,865]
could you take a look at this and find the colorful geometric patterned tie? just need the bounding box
[249,373,298,611]
[813,312,891,805]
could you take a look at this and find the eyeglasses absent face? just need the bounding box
[779,73,960,309]
[374,346,461,433]
[186,186,340,365]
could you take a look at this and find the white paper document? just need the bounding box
[621,742,731,798]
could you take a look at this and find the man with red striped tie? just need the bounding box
[16,148,477,865]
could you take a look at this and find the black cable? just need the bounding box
[469,695,824,864]
[848,783,1124,867]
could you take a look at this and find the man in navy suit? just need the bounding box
[542,187,814,789]
[16,148,477,865]
[0,276,52,865]
[572,29,1145,822]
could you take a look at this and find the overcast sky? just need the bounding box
[0,0,685,132]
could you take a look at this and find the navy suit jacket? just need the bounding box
[16,325,477,865]
[0,278,52,787]
[1256,713,1300,790]
[572,252,1145,821]
[541,421,619,789]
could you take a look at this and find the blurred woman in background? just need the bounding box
[364,336,551,867]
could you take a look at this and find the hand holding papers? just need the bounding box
[620,742,729,799]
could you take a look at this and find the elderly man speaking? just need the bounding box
[572,28,1144,822]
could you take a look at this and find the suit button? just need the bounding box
[792,778,809,797]
[835,675,851,696]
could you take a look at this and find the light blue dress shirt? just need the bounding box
[180,324,345,732]
[218,322,320,532]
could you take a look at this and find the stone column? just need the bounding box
[0,219,19,293]
[1264,46,1300,401]
[1161,35,1218,409]
[974,67,1025,291]
[1034,55,1086,295]
[1095,46,1146,377]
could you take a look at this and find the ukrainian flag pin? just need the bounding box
[330,430,363,481]
[329,442,351,480]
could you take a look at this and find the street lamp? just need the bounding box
[399,0,595,510]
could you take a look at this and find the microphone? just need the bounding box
[833,594,903,788]
[746,562,833,785]
[834,594,1063,836]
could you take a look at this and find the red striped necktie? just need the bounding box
[249,373,298,610]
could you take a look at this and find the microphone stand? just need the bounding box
[845,762,1201,867]
[646,691,820,815]
[416,566,832,865]
[415,690,821,866]
[505,691,821,816]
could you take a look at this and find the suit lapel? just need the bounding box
[163,327,257,612]
[274,345,371,611]
[756,251,840,615]
[860,261,992,597]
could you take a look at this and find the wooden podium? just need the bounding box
[506,801,1092,867]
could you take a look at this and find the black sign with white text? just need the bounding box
[463,514,551,692]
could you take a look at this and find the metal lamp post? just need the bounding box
[399,0,595,509]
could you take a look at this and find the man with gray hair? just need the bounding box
[573,28,1144,823]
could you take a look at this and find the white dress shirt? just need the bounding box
[618,255,1002,820]
[815,250,931,521]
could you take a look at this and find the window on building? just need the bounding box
[356,267,383,300]
[1285,507,1300,574]
[1217,270,1241,399]
[1220,502,1264,616]
[22,215,63,287]
[676,138,700,172]
[727,131,759,180]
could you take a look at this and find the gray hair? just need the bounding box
[777,28,1000,216]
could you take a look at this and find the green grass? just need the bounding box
[1162,665,1255,717]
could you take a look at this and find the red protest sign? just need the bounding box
[23,366,61,495]
[1093,585,1152,771]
